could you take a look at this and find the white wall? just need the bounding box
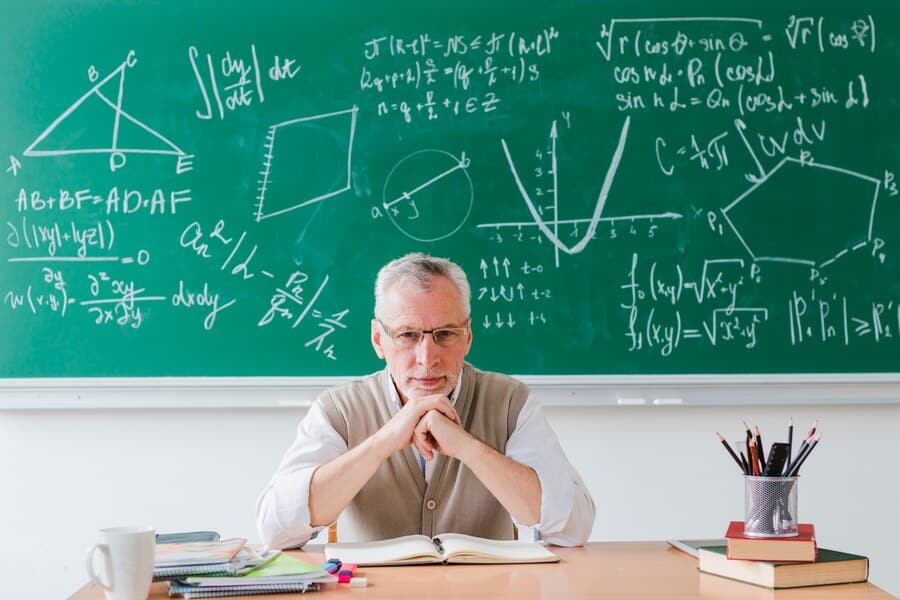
[2,401,898,598]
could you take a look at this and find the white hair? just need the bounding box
[374,252,471,319]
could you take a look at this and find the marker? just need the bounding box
[338,563,358,583]
[320,558,341,574]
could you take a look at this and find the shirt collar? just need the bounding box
[383,365,463,413]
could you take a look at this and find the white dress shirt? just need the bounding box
[256,367,595,549]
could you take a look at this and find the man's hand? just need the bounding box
[415,408,543,526]
[374,394,460,458]
[413,408,476,460]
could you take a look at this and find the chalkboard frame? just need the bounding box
[2,2,899,398]
[1,373,898,409]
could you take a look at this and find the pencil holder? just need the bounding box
[743,476,798,537]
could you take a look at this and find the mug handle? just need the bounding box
[85,543,113,591]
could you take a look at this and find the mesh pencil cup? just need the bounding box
[744,476,798,537]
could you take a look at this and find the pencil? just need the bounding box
[755,425,766,472]
[743,421,753,458]
[738,449,749,475]
[784,417,794,475]
[748,437,760,476]
[717,433,746,474]
[785,419,817,475]
[808,419,818,437]
[788,433,821,476]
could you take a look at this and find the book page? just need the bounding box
[324,534,441,566]
[436,533,559,564]
[666,539,727,558]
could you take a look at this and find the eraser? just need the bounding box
[349,576,368,587]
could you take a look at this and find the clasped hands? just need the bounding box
[378,393,474,463]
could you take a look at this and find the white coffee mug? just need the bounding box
[85,526,155,600]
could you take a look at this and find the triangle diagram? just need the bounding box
[25,60,182,156]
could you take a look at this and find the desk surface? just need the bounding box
[70,542,893,599]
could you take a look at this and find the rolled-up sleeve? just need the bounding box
[255,400,347,549]
[505,398,596,546]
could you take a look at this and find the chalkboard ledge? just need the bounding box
[1,374,899,409]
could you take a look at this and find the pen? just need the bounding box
[717,433,746,474]
[788,433,821,476]
[738,448,749,475]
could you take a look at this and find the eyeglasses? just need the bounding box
[376,318,470,349]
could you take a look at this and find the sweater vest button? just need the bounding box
[426,499,436,510]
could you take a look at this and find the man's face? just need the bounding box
[371,275,472,404]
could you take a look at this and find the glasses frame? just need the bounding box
[376,318,471,349]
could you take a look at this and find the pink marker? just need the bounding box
[338,563,358,583]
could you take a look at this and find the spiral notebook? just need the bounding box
[153,545,277,581]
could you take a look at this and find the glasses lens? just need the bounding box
[433,329,461,346]
[395,331,423,347]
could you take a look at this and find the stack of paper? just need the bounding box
[155,538,263,580]
[168,554,337,598]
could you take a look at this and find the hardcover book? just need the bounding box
[725,521,816,562]
[699,545,868,589]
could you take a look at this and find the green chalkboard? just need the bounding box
[1,0,898,379]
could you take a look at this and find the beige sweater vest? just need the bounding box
[318,362,527,542]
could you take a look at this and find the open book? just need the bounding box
[324,533,559,566]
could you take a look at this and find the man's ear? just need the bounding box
[371,319,385,359]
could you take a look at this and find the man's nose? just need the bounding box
[415,333,440,366]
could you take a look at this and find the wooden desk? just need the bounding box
[70,542,893,599]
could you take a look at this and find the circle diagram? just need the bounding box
[382,149,473,242]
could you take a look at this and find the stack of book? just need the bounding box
[154,536,336,598]
[169,554,338,599]
[154,538,267,580]
[695,521,869,590]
